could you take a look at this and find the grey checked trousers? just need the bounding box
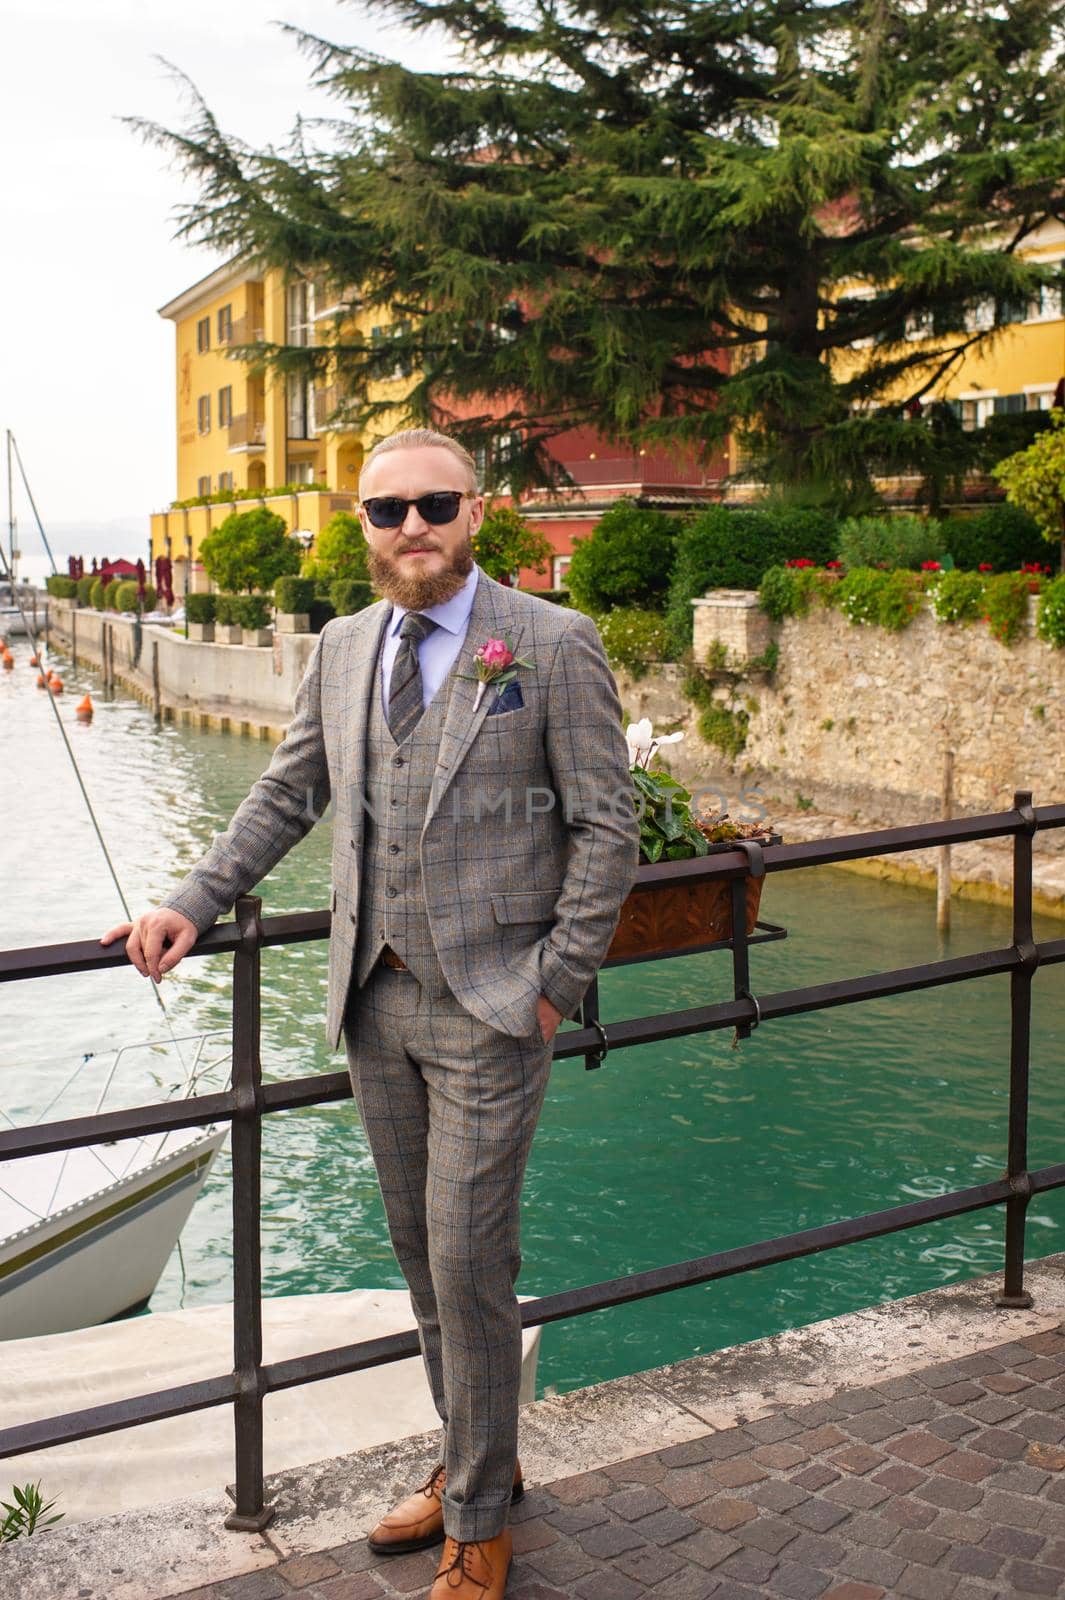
[342,960,554,1541]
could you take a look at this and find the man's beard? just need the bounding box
[366,535,475,611]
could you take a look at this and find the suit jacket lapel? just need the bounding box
[341,598,392,856]
[425,571,524,827]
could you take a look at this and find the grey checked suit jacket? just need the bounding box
[161,568,641,1049]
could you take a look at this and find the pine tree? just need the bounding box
[134,1,1065,497]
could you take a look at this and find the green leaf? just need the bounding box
[640,832,665,864]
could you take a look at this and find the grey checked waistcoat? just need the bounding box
[351,632,461,993]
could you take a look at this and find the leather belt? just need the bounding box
[379,944,409,970]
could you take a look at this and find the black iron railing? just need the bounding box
[1,790,1063,1532]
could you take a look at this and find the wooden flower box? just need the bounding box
[607,837,779,961]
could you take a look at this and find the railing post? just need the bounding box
[224,894,275,1531]
[995,790,1038,1310]
[730,842,764,1045]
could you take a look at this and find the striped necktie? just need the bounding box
[387,612,438,742]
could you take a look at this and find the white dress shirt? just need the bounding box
[380,562,481,717]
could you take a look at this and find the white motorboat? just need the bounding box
[0,580,30,638]
[0,1033,230,1342]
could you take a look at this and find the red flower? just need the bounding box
[921,561,941,571]
[785,557,816,569]
[825,559,843,570]
[978,563,993,573]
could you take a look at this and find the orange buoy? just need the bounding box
[76,693,94,721]
[49,675,64,694]
[36,673,48,688]
[29,653,38,667]
[1,653,12,670]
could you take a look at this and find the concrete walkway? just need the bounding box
[9,1259,1065,1600]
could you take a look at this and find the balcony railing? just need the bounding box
[1,793,1063,1533]
[227,414,266,450]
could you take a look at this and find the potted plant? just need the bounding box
[237,594,273,646]
[607,719,778,960]
[274,575,316,633]
[185,593,216,641]
[214,594,244,644]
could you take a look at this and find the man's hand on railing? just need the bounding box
[99,909,199,984]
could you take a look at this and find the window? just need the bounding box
[993,393,1026,416]
[370,322,413,380]
[953,394,997,431]
[218,385,233,428]
[196,316,210,353]
[286,374,315,439]
[196,475,211,497]
[552,556,572,589]
[287,280,312,346]
[286,460,317,485]
[197,394,211,434]
[1026,388,1056,411]
[217,304,233,344]
[218,471,234,493]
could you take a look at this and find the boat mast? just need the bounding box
[6,428,15,583]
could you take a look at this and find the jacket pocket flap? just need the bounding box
[491,888,561,924]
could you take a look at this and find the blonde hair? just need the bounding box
[360,428,478,493]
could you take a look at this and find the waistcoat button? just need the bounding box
[386,885,398,898]
[393,754,405,767]
[388,842,400,854]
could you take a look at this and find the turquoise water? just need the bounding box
[4,636,1065,1393]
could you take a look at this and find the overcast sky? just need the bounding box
[0,0,452,574]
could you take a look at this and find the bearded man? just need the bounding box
[102,427,639,1599]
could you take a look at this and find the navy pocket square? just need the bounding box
[486,678,525,715]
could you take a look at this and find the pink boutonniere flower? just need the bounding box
[458,634,536,711]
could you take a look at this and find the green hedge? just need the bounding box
[519,587,571,605]
[597,608,673,679]
[566,501,679,614]
[330,579,375,616]
[666,505,839,655]
[215,594,241,626]
[236,595,271,630]
[111,581,138,612]
[89,578,106,610]
[76,575,96,606]
[186,593,217,625]
[275,576,317,613]
[837,514,945,570]
[938,505,1048,572]
[46,575,77,598]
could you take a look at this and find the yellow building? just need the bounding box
[150,260,374,586]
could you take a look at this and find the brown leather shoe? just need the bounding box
[368,1460,524,1555]
[430,1529,512,1598]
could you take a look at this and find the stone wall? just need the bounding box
[44,601,316,737]
[616,591,1065,827]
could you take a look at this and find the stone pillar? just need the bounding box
[691,590,773,668]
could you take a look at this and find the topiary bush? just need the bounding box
[236,595,271,630]
[110,581,139,612]
[215,594,241,626]
[186,593,217,625]
[928,570,986,624]
[89,578,106,610]
[330,578,375,616]
[938,504,1048,572]
[566,501,679,615]
[597,608,673,679]
[76,575,96,606]
[200,507,301,593]
[46,575,77,598]
[1037,575,1065,648]
[665,504,839,654]
[274,576,316,614]
[837,514,945,570]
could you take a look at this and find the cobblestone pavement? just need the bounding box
[177,1324,1065,1600]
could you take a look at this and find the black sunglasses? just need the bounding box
[361,491,474,529]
